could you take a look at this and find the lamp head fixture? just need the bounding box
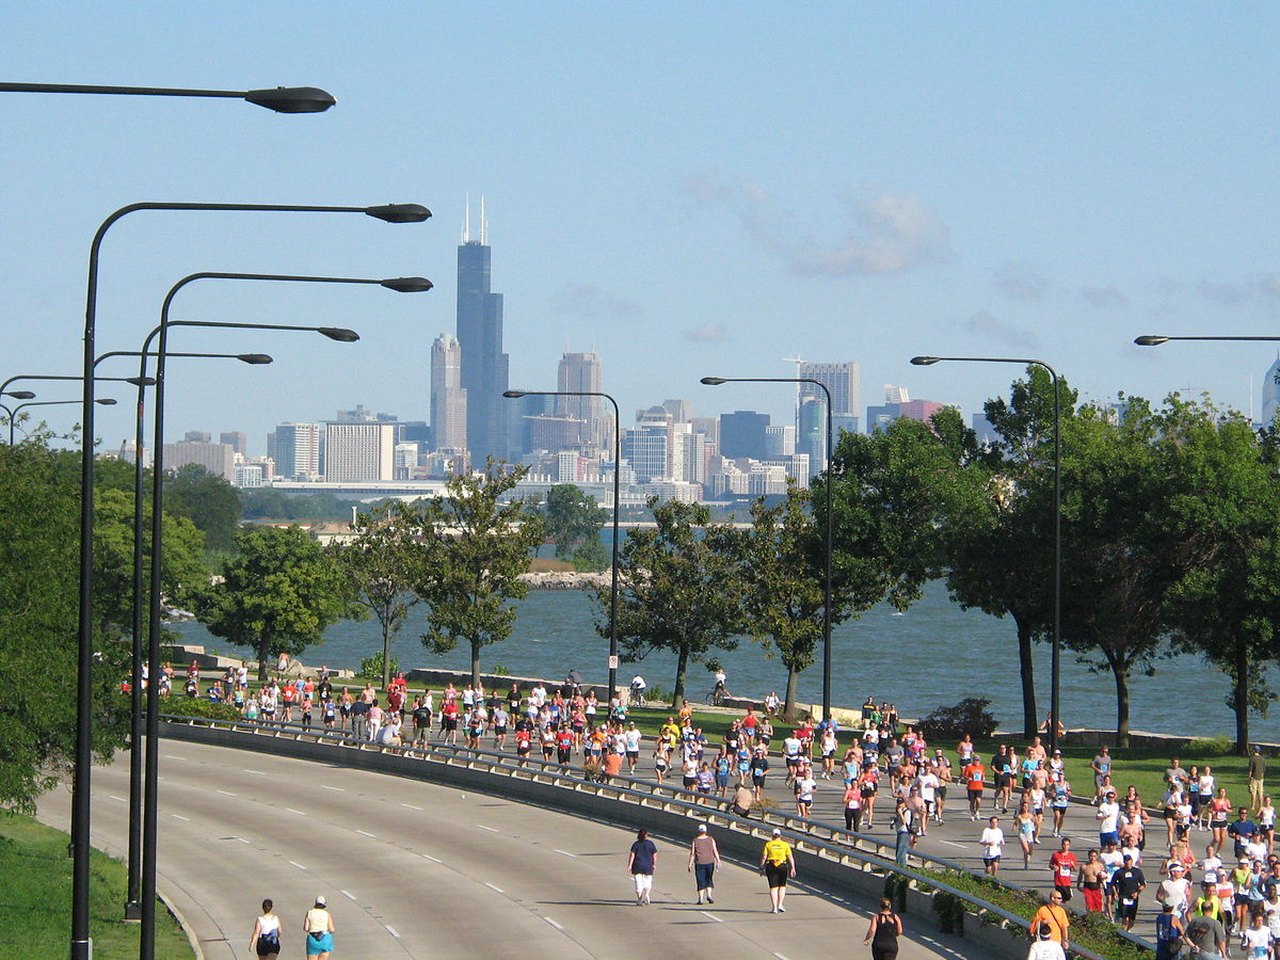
[242,86,336,114]
[365,204,432,224]
[502,390,527,399]
[380,276,434,293]
[237,354,274,365]
[4,390,36,400]
[699,377,727,386]
[1133,335,1169,346]
[317,327,360,343]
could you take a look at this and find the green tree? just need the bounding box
[92,487,208,634]
[597,497,745,705]
[1058,399,1175,747]
[0,435,132,810]
[944,368,1078,738]
[336,501,434,688]
[164,463,242,553]
[413,462,543,687]
[194,525,359,681]
[740,485,828,718]
[544,484,608,567]
[1156,398,1280,753]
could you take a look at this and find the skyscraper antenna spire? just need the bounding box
[462,193,471,244]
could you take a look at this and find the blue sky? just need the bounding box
[3,3,1279,454]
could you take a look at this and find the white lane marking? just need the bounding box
[939,840,967,849]
[775,954,791,960]
[544,917,563,930]
[554,849,577,858]
[164,754,185,761]
[109,795,128,803]
[340,889,357,901]
[322,784,345,792]
[172,814,190,822]
[423,854,442,863]
[400,802,423,811]
[286,808,308,816]
[700,910,723,923]
[234,837,251,845]
[217,790,237,797]
[484,882,504,894]
[386,926,400,939]
[243,769,265,776]
[477,823,499,833]
[355,829,377,838]
[289,861,307,871]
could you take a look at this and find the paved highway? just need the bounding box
[39,741,987,959]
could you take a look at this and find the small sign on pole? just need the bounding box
[608,655,619,670]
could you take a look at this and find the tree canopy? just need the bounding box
[164,463,242,553]
[412,462,543,687]
[194,524,359,681]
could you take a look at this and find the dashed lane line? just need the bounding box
[477,824,499,833]
[544,917,563,930]
[340,889,357,901]
[356,829,377,838]
[554,849,577,858]
[699,911,723,923]
[485,882,504,894]
[289,861,307,871]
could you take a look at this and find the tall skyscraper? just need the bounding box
[720,410,771,459]
[797,360,860,432]
[456,197,510,463]
[272,422,323,480]
[797,397,827,479]
[219,431,248,456]
[556,351,603,449]
[430,333,468,451]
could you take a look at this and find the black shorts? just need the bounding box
[256,936,280,957]
[495,725,507,734]
[764,862,789,888]
[1117,900,1138,920]
[444,717,458,731]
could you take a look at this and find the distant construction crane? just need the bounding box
[782,355,806,423]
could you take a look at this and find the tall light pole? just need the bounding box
[101,348,271,919]
[1,398,116,444]
[911,354,1063,755]
[701,375,836,721]
[1,79,338,960]
[503,389,623,706]
[71,199,428,960]
[140,274,426,956]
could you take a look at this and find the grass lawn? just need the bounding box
[0,813,193,960]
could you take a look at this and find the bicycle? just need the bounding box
[629,682,647,707]
[708,684,727,707]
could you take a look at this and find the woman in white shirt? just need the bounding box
[980,816,1005,877]
[248,898,282,959]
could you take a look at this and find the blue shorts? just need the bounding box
[1099,830,1119,847]
[306,931,333,955]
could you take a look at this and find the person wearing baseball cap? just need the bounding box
[760,828,795,913]
[689,823,721,904]
[303,895,334,958]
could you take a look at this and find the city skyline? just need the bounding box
[3,7,1278,457]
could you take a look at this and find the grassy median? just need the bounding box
[0,813,193,960]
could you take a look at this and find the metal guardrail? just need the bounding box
[160,715,1143,959]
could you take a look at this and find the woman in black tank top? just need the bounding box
[864,897,903,960]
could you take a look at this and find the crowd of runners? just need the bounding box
[155,661,1280,957]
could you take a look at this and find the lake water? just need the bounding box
[171,579,1271,742]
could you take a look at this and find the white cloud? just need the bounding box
[683,322,729,343]
[681,170,950,278]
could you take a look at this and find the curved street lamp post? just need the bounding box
[1,397,117,444]
[910,354,1063,756]
[503,389,622,706]
[71,199,429,960]
[701,376,835,721]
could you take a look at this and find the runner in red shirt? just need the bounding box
[1049,837,1079,903]
[964,759,986,820]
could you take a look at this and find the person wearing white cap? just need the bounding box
[303,895,335,958]
[688,823,721,904]
[759,828,796,913]
[1157,861,1192,922]
[1025,921,1067,960]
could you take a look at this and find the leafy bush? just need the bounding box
[920,697,997,742]
[1187,735,1233,756]
[359,651,399,682]
[158,697,241,722]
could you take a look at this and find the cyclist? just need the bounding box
[630,675,647,706]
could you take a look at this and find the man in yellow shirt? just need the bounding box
[759,828,797,914]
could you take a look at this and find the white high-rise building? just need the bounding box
[272,422,323,481]
[324,422,396,482]
[431,333,468,452]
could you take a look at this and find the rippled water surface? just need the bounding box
[172,580,1273,741]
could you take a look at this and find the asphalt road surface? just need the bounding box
[38,740,989,960]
